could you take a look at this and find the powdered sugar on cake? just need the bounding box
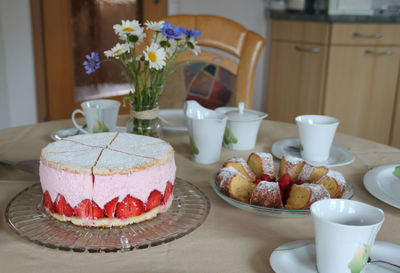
[285,155,303,165]
[216,166,241,188]
[325,170,345,186]
[254,152,275,176]
[110,133,163,147]
[67,132,118,147]
[94,149,156,172]
[42,148,103,170]
[303,184,329,202]
[254,181,279,193]
[226,157,256,180]
[298,163,314,181]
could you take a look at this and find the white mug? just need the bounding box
[72,99,120,134]
[311,199,384,273]
[296,115,339,162]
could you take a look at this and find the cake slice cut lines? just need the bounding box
[40,132,176,227]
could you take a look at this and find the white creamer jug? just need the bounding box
[184,100,227,164]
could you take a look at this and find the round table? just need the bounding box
[0,117,399,273]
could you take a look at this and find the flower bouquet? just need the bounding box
[83,19,201,137]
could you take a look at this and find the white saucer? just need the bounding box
[50,127,126,141]
[364,164,400,209]
[159,109,187,132]
[271,138,354,167]
[270,239,400,273]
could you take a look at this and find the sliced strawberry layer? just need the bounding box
[55,194,74,217]
[278,173,293,203]
[74,199,104,219]
[115,195,144,219]
[162,181,173,204]
[296,179,305,185]
[261,173,275,182]
[42,191,55,213]
[146,190,161,212]
[104,197,119,218]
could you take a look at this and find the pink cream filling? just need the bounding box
[40,159,176,209]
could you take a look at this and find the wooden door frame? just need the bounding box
[31,0,168,121]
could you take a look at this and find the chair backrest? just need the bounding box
[159,14,265,109]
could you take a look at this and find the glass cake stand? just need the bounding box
[5,178,210,253]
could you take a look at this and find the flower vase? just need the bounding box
[126,102,163,138]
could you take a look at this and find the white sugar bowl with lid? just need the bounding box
[216,102,268,150]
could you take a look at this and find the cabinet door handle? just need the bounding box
[365,49,394,56]
[294,46,320,53]
[353,32,383,39]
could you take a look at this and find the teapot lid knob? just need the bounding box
[238,102,245,115]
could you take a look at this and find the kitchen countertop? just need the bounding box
[269,10,400,23]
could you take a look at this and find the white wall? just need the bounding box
[0,8,10,130]
[0,0,37,130]
[169,0,269,111]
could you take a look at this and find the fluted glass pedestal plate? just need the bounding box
[5,178,210,253]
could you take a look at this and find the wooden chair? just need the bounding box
[159,14,265,109]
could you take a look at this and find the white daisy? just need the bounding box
[165,39,178,58]
[104,43,129,58]
[122,31,146,45]
[113,20,142,36]
[145,20,165,32]
[188,38,201,56]
[144,43,166,70]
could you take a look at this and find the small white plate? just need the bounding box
[159,109,187,132]
[270,239,400,273]
[50,127,126,141]
[364,164,400,209]
[271,138,354,167]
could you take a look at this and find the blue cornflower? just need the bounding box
[161,22,182,39]
[180,27,201,38]
[82,52,100,75]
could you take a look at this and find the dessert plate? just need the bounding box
[270,239,400,273]
[51,127,126,141]
[209,174,354,217]
[364,164,400,209]
[159,109,187,132]
[271,138,354,167]
[5,178,210,253]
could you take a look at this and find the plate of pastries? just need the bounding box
[210,152,354,216]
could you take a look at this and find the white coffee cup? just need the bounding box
[72,99,120,134]
[295,115,339,162]
[311,199,384,273]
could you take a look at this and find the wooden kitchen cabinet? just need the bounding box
[324,45,400,144]
[390,84,400,147]
[268,41,328,123]
[267,20,400,146]
[267,21,330,123]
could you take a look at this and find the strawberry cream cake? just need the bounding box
[39,132,176,227]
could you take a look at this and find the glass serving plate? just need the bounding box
[5,178,210,253]
[210,174,354,217]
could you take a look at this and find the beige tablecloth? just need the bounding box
[0,117,399,273]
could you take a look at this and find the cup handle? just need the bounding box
[72,109,89,134]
